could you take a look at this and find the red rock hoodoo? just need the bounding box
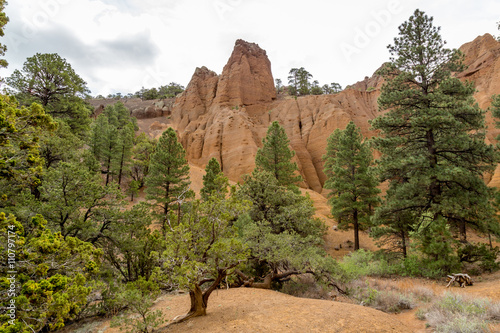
[169,35,500,193]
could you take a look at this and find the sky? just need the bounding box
[0,0,498,96]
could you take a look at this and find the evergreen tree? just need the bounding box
[0,0,8,68]
[255,121,302,187]
[323,121,380,250]
[6,53,89,107]
[371,10,497,247]
[145,127,191,234]
[112,123,135,187]
[129,133,156,188]
[92,113,118,185]
[200,157,224,201]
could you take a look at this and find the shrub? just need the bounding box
[110,278,165,333]
[346,279,415,313]
[339,250,398,281]
[410,286,435,303]
[422,292,500,332]
[280,274,330,300]
[457,243,500,273]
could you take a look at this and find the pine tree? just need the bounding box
[255,121,302,187]
[200,157,224,201]
[112,123,135,187]
[323,121,380,250]
[145,127,191,234]
[371,10,497,246]
[92,113,118,185]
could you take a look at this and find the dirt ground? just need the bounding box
[60,270,500,333]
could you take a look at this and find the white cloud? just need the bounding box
[1,0,498,96]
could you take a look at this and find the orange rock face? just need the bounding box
[170,36,500,192]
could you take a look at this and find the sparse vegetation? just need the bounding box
[420,293,500,332]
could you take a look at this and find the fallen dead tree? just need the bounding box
[446,273,474,288]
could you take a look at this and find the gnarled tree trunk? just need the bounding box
[173,269,227,323]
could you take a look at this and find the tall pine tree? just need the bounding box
[255,121,302,187]
[371,10,497,246]
[323,121,380,250]
[145,127,191,234]
[112,123,135,187]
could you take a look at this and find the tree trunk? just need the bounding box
[459,219,467,243]
[173,270,226,324]
[401,229,407,258]
[118,146,125,187]
[353,209,359,250]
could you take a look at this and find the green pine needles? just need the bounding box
[370,9,498,254]
[255,121,303,187]
[323,121,380,250]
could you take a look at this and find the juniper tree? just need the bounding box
[255,121,302,187]
[370,10,497,246]
[145,127,191,234]
[323,121,380,250]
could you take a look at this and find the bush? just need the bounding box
[422,292,500,332]
[280,274,330,300]
[110,278,165,333]
[458,243,500,273]
[346,279,415,313]
[339,250,398,281]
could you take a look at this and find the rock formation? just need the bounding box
[165,35,500,192]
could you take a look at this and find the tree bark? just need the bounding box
[401,229,407,258]
[459,218,467,243]
[173,269,227,324]
[353,209,359,250]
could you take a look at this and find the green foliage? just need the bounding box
[7,53,90,107]
[200,157,224,201]
[145,127,191,234]
[110,278,165,333]
[39,161,123,241]
[409,217,461,277]
[323,121,380,250]
[288,67,313,96]
[235,170,337,286]
[322,82,342,94]
[423,292,499,332]
[101,204,161,282]
[275,78,283,94]
[238,170,322,237]
[154,183,249,317]
[255,121,302,187]
[310,80,323,95]
[338,250,398,281]
[39,119,83,169]
[0,0,8,69]
[112,123,135,187]
[0,95,56,206]
[90,102,137,185]
[457,243,500,272]
[129,133,156,188]
[135,82,184,100]
[0,213,101,332]
[371,10,498,258]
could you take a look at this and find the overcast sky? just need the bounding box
[0,0,498,96]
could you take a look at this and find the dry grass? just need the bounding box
[418,292,500,332]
